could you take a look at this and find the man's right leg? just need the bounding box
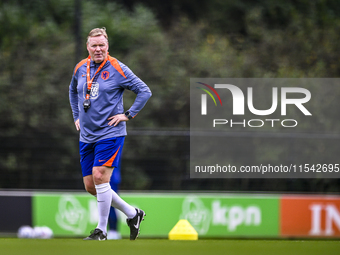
[80,142,108,240]
[83,175,96,196]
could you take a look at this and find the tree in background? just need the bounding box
[0,0,339,192]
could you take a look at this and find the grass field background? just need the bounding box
[2,238,340,255]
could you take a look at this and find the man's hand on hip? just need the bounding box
[108,114,129,126]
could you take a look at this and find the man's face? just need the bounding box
[87,35,109,63]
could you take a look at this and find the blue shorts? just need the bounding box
[79,136,125,177]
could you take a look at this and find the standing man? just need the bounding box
[69,27,152,241]
[108,158,122,240]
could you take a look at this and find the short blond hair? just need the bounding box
[87,27,108,44]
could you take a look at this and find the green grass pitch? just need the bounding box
[1,238,340,255]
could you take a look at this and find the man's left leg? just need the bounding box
[84,137,145,240]
[93,165,146,240]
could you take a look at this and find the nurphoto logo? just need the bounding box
[196,82,312,128]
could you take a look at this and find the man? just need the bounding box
[69,27,152,241]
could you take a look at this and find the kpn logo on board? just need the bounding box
[196,81,312,128]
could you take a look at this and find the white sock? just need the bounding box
[111,189,136,218]
[95,183,112,234]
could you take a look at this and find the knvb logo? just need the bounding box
[212,200,261,232]
[198,83,312,116]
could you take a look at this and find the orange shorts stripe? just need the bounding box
[103,146,121,167]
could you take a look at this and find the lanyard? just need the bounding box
[85,55,108,100]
